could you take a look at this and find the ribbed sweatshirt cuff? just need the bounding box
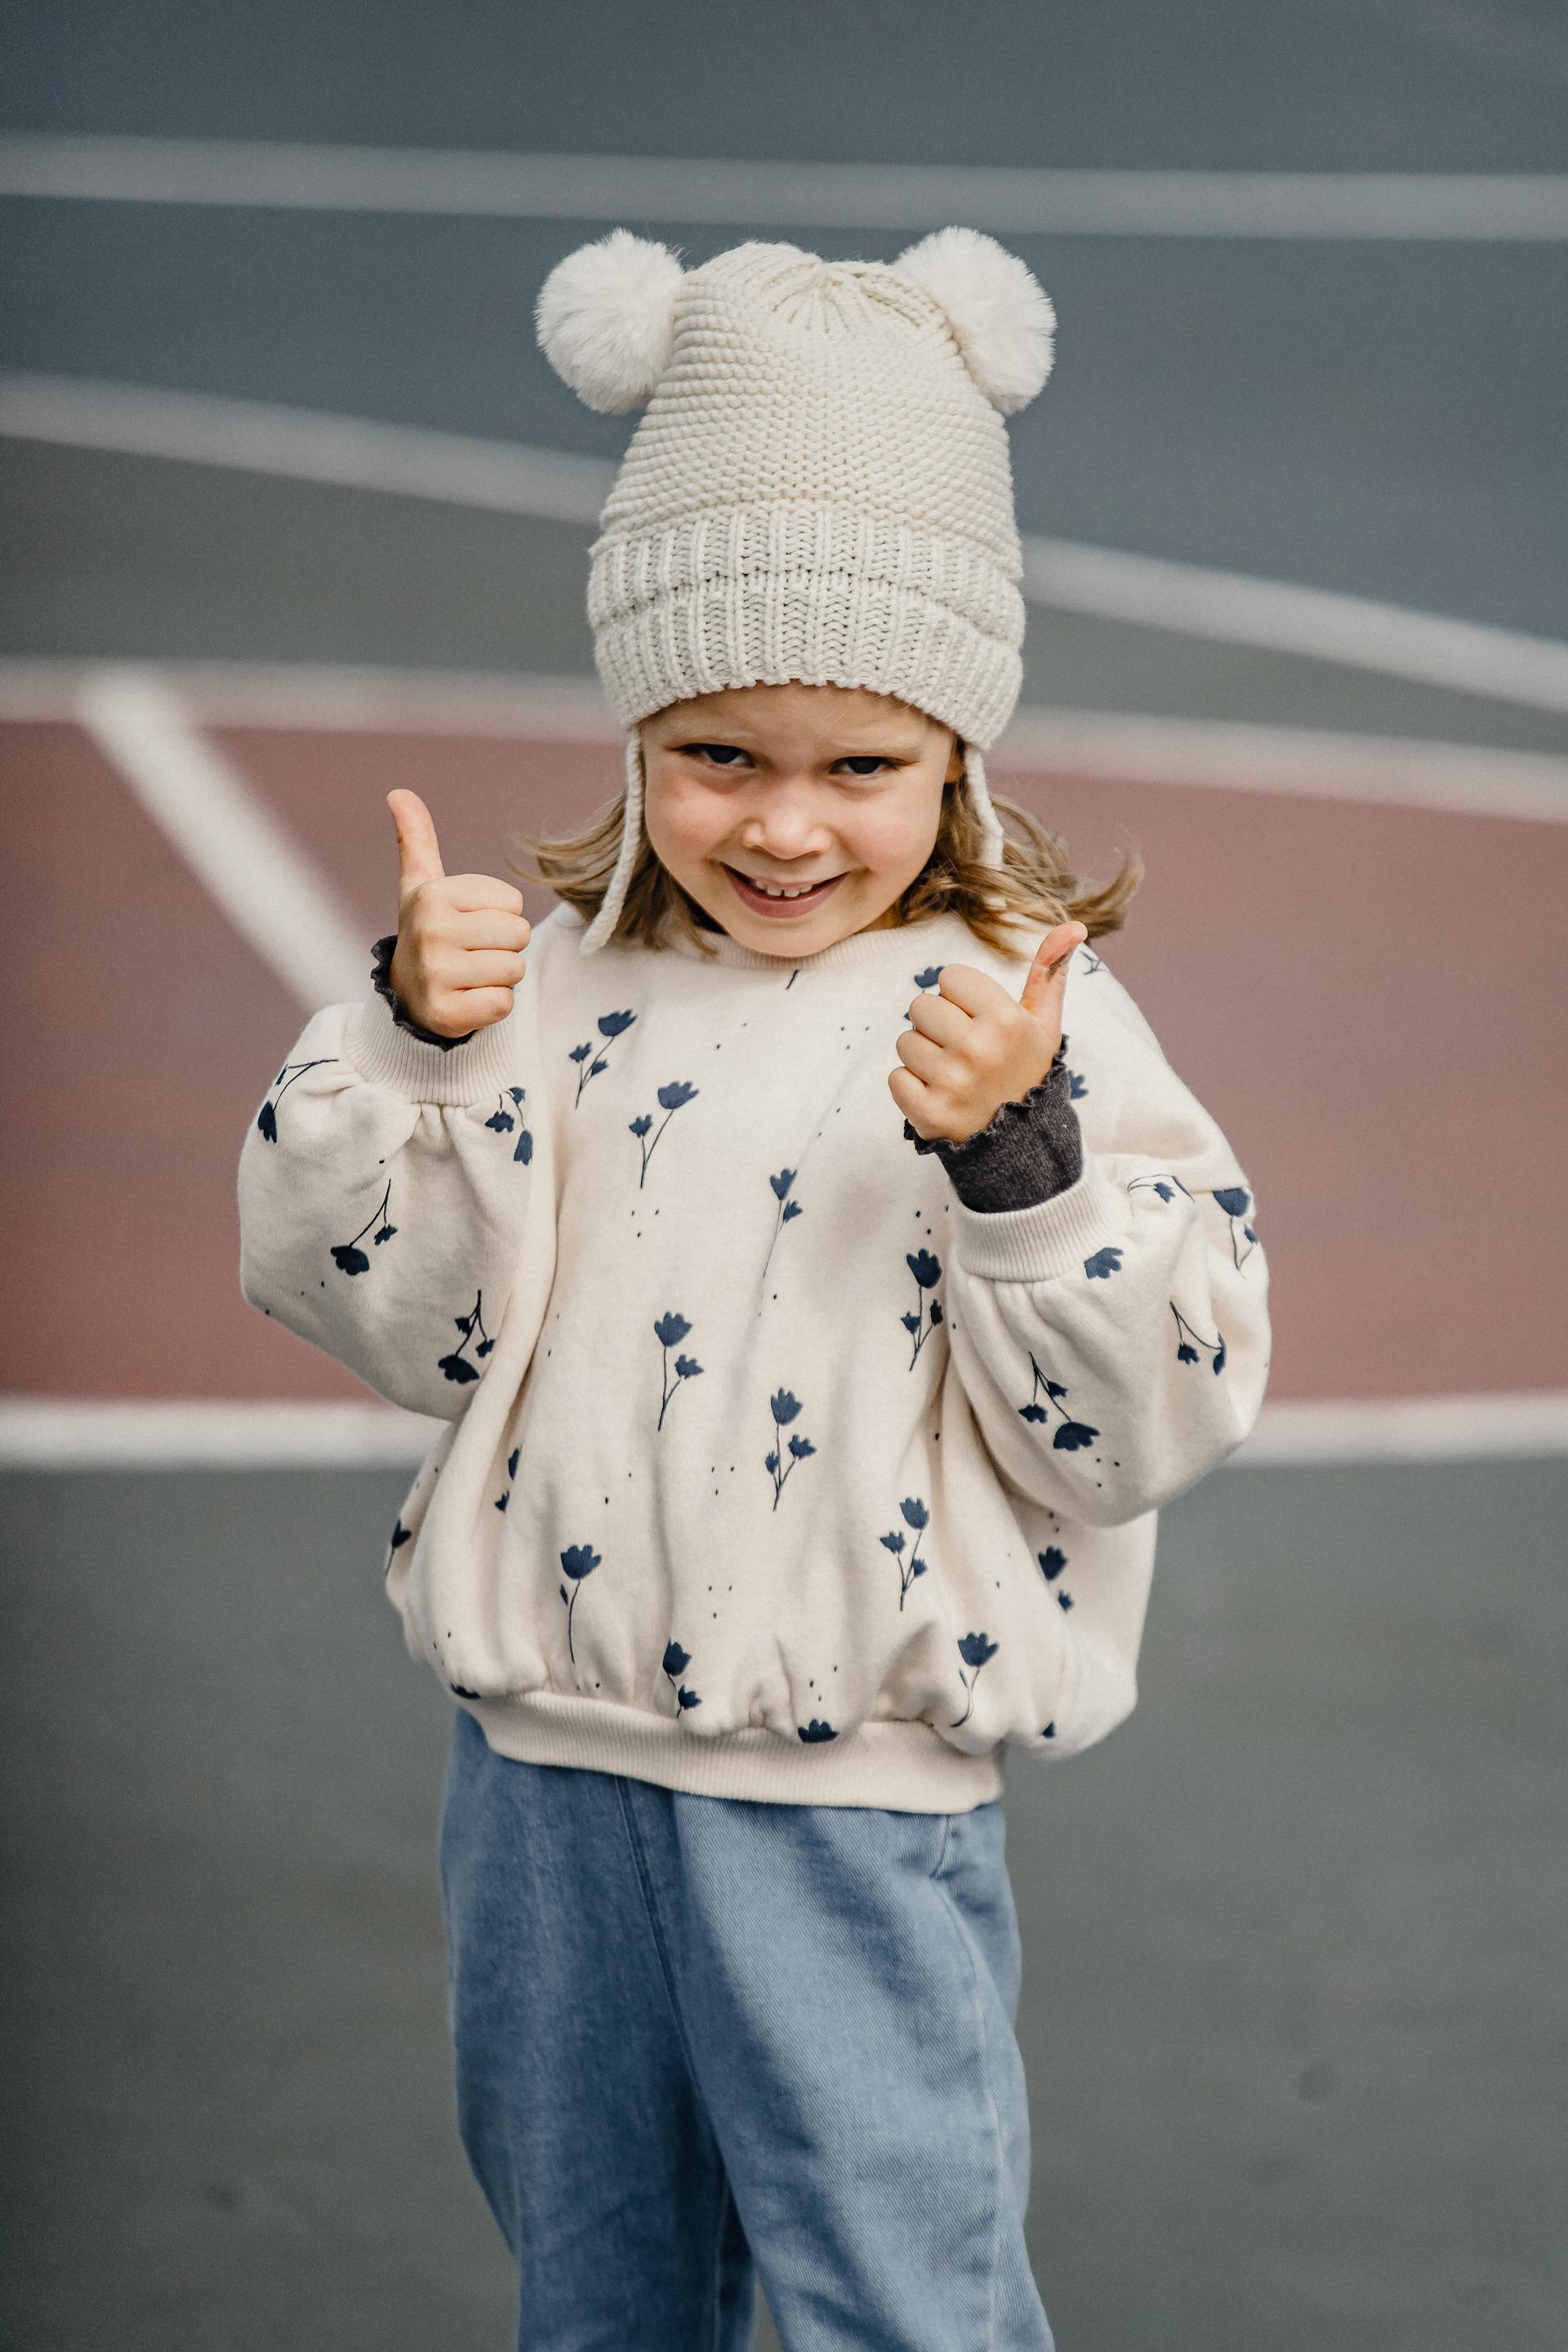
[345,993,521,1107]
[949,1160,1129,1283]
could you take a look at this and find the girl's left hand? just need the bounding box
[889,920,1088,1144]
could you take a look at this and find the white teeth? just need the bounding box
[742,873,836,899]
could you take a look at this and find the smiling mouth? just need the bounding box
[723,865,848,914]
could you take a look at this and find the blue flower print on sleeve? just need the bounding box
[653,1312,704,1429]
[798,1719,838,1743]
[1038,1546,1075,1609]
[898,964,946,1031]
[256,1057,336,1142]
[903,1248,943,1369]
[559,1543,600,1662]
[761,1168,804,1276]
[1084,1245,1122,1281]
[951,1632,999,1729]
[1018,1352,1101,1449]
[662,1639,702,1715]
[485,1086,534,1164]
[879,1494,931,1610]
[629,1080,699,1186]
[494,1444,520,1512]
[912,961,944,998]
[1212,1185,1261,1270]
[1129,1171,1195,1207]
[438,1290,493,1384]
[1172,1306,1227,1375]
[764,1389,816,1509]
[329,1178,397,1276]
[1067,1068,1089,1101]
[569,1008,636,1105]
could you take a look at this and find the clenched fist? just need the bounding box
[385,790,532,1036]
[889,920,1088,1143]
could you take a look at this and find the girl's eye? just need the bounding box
[838,757,891,777]
[686,743,749,767]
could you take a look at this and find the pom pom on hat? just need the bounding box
[536,229,686,413]
[894,226,1056,414]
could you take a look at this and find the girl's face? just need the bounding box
[640,683,963,953]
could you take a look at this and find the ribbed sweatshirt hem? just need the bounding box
[463,1689,1004,1813]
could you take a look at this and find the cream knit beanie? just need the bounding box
[535,226,1058,952]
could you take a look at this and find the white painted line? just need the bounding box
[12,372,1568,719]
[1230,1392,1568,1466]
[75,666,368,1012]
[995,707,1568,824]
[1,1392,1562,1471]
[1021,539,1568,718]
[0,655,622,737]
[7,659,1567,824]
[2,135,1566,239]
[7,373,1566,719]
[0,1397,443,1471]
[0,372,611,524]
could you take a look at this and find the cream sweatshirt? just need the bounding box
[238,898,1271,1812]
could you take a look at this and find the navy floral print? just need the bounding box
[764,1389,816,1508]
[1038,1545,1074,1609]
[903,1248,943,1369]
[569,1009,636,1104]
[653,1312,704,1429]
[1129,1171,1194,1206]
[761,1167,804,1274]
[629,1080,699,1185]
[256,1057,335,1142]
[495,1444,519,1512]
[798,1718,838,1743]
[951,1632,998,1728]
[1083,1245,1122,1281]
[559,1542,600,1662]
[1212,1185,1261,1270]
[330,1178,396,1276]
[1172,1306,1227,1374]
[880,1494,931,1610]
[662,1639,702,1713]
[1018,1353,1100,1449]
[438,1290,493,1384]
[485,1086,534,1163]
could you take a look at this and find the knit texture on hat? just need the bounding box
[535,227,1057,952]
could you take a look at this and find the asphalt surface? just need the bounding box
[3,6,1565,2345]
[5,1455,1565,2350]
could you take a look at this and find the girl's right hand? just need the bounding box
[385,790,532,1036]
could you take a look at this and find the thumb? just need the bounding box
[1018,920,1087,1021]
[388,790,445,898]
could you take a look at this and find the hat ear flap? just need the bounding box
[894,226,1056,414]
[536,229,686,414]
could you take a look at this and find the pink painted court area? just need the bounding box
[3,715,1563,1404]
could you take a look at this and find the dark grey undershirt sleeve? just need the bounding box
[370,933,477,1052]
[902,1032,1085,1212]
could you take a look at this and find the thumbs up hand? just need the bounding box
[385,791,532,1037]
[889,920,1088,1143]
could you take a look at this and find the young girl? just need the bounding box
[239,226,1270,2352]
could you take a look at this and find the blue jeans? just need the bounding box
[437,1706,1055,2350]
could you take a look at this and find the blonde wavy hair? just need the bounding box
[509,722,1143,957]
